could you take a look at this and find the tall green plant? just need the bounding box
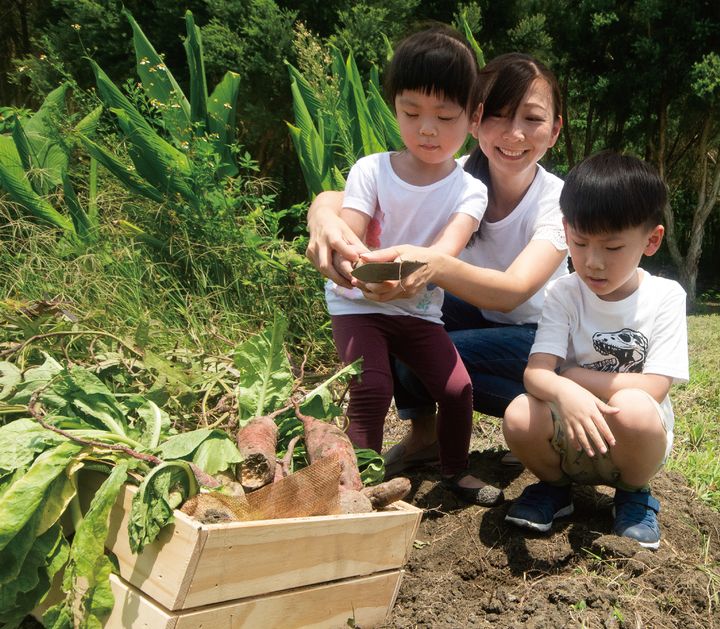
[287,15,484,198]
[0,83,101,246]
[77,9,242,213]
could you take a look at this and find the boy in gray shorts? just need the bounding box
[502,151,689,549]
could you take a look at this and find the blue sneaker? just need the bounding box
[613,489,661,549]
[505,481,573,532]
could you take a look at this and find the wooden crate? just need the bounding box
[104,569,404,628]
[103,482,422,612]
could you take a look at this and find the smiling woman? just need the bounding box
[305,51,569,485]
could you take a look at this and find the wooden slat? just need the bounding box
[106,571,403,629]
[97,477,422,611]
[103,484,206,610]
[182,503,420,608]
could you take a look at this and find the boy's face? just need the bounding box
[563,219,664,301]
[394,90,478,168]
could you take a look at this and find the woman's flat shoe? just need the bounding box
[383,441,440,477]
[501,452,524,467]
[442,473,504,507]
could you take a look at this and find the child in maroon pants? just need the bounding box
[324,26,502,506]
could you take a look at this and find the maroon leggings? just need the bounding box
[331,313,473,476]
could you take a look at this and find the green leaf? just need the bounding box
[192,433,242,475]
[110,108,198,207]
[285,62,322,124]
[0,441,83,552]
[367,80,403,151]
[344,52,385,156]
[184,11,208,126]
[123,8,191,143]
[133,400,169,449]
[458,14,485,68]
[207,71,241,177]
[47,462,129,628]
[0,136,76,235]
[234,314,293,421]
[77,133,164,203]
[299,359,362,419]
[61,172,94,240]
[0,362,22,401]
[128,461,198,554]
[0,418,66,479]
[73,105,103,138]
[156,428,241,475]
[46,367,128,436]
[0,523,65,628]
[7,353,64,406]
[356,447,385,485]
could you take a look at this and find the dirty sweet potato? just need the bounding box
[236,415,278,490]
[294,404,363,492]
[361,477,411,509]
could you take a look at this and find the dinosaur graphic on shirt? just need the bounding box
[582,328,649,373]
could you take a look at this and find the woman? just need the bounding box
[307,53,568,479]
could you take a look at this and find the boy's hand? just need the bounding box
[555,382,618,458]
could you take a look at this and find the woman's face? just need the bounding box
[476,77,562,180]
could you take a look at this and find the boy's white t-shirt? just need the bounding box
[325,152,488,324]
[531,270,689,427]
[458,161,568,325]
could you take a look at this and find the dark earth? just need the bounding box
[378,419,720,629]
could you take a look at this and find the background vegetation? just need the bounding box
[0,1,718,509]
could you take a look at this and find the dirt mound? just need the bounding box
[382,451,720,628]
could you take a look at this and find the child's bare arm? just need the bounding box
[429,214,479,256]
[524,353,618,457]
[560,368,672,404]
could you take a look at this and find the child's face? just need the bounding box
[476,77,561,180]
[564,220,664,301]
[395,90,478,168]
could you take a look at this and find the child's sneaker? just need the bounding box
[505,481,573,532]
[613,488,661,549]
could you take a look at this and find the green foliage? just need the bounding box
[0,84,100,248]
[287,46,400,197]
[288,13,484,198]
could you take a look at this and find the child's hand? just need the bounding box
[555,383,618,458]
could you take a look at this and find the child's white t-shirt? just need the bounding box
[325,152,488,324]
[458,162,568,325]
[531,270,689,427]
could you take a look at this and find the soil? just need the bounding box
[379,418,720,629]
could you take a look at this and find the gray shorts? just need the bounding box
[549,389,673,486]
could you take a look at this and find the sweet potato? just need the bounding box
[294,404,363,491]
[361,477,411,509]
[236,415,278,490]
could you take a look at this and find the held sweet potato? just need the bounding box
[236,415,278,490]
[294,404,363,492]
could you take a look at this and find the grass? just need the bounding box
[1,202,719,510]
[667,310,720,510]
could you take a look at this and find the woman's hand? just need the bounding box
[358,245,439,302]
[306,191,368,288]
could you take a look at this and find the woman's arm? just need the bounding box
[305,190,369,288]
[360,239,566,311]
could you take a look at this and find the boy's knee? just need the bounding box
[606,389,665,435]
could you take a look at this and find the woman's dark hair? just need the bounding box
[560,150,667,234]
[463,53,562,187]
[385,26,481,113]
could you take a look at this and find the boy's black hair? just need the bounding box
[385,26,480,113]
[560,151,667,234]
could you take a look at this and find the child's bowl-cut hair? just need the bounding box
[560,151,667,234]
[385,26,481,113]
